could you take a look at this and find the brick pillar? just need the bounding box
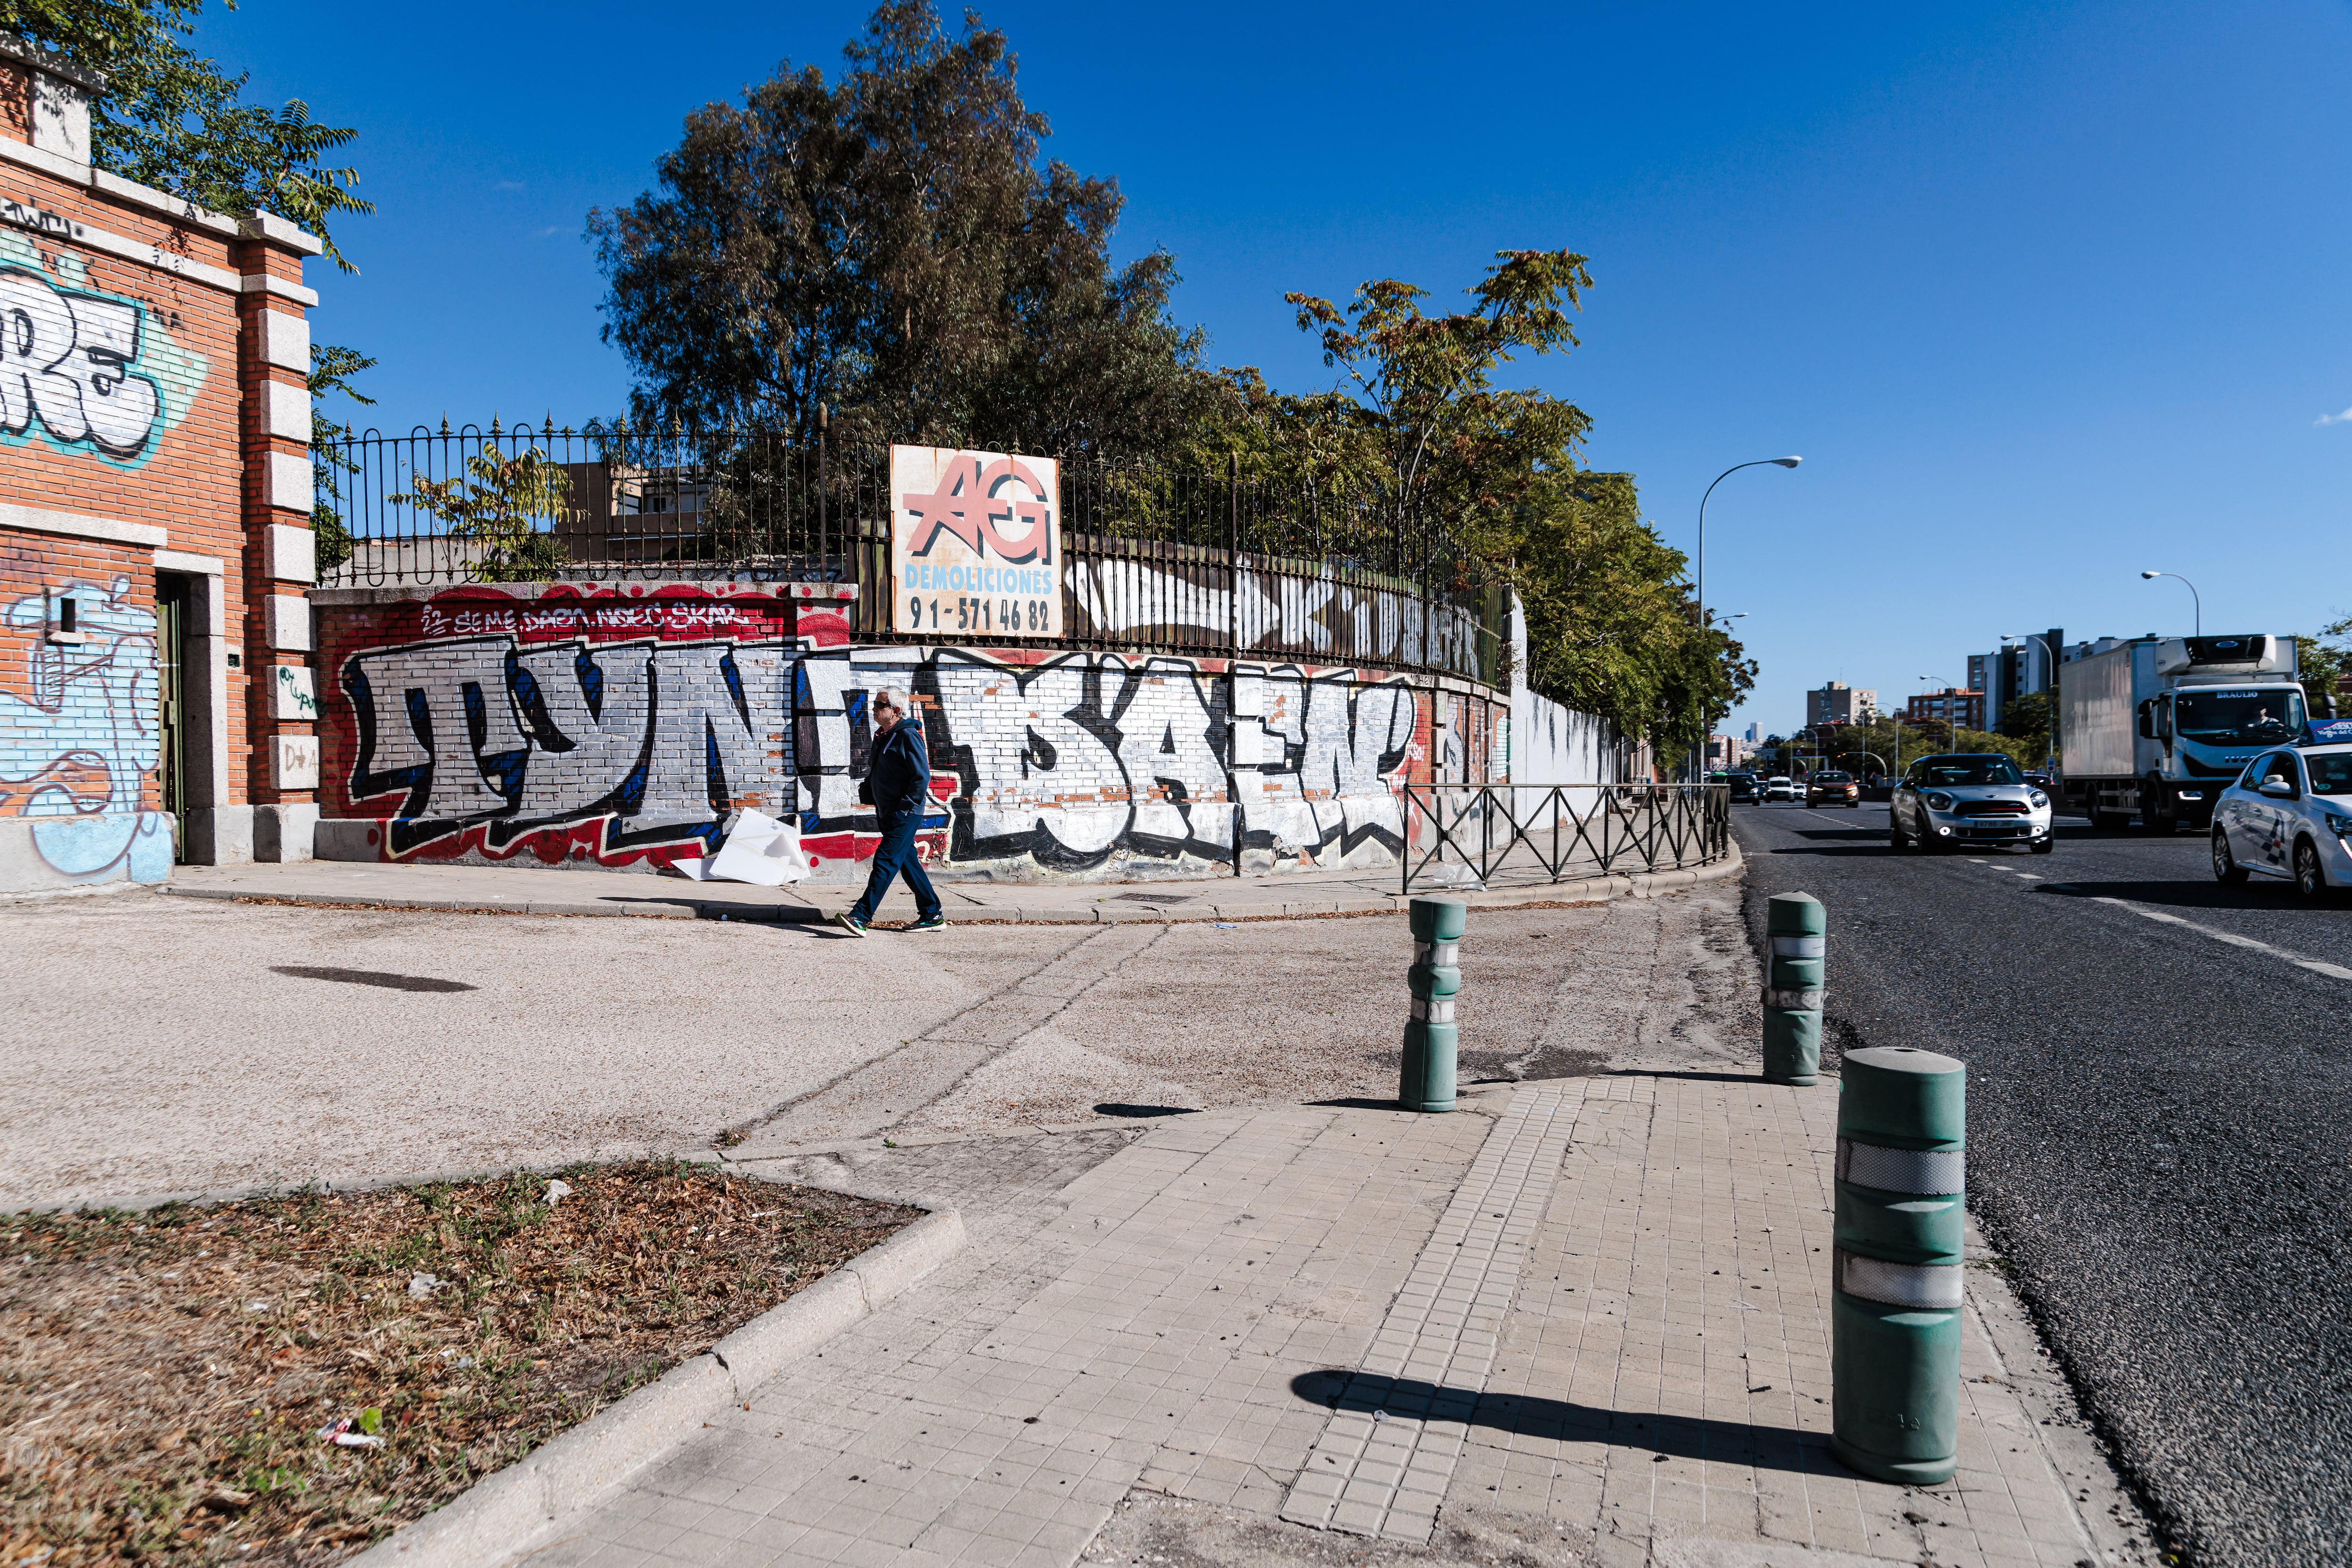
[236,211,323,862]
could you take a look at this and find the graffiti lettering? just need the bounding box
[0,266,163,461]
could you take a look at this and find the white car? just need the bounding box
[1765,775,1798,802]
[2211,743,2352,897]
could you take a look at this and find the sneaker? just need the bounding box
[832,911,868,938]
[906,914,948,933]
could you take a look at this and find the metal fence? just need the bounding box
[1400,783,1731,894]
[313,421,1505,682]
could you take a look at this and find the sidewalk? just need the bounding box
[509,1070,2156,1568]
[154,846,1737,926]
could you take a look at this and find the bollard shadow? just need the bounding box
[1304,1096,1411,1112]
[1289,1370,1853,1477]
[1094,1103,1199,1119]
[1605,1067,1775,1085]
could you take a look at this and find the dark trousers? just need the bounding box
[850,808,942,924]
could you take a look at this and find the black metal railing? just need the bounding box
[314,421,1507,682]
[1399,783,1730,893]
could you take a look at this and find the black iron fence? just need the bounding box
[1399,783,1731,893]
[314,421,1506,682]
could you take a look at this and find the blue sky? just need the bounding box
[210,0,2352,736]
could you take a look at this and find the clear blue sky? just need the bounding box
[208,0,2352,736]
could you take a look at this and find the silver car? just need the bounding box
[1889,753,2055,854]
[2211,744,2352,897]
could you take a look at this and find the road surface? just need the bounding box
[1734,800,2352,1567]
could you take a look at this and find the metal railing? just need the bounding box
[314,421,1506,683]
[1400,783,1730,894]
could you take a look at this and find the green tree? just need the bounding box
[3,0,370,269]
[590,0,1209,453]
[307,343,374,574]
[1996,689,2054,755]
[2297,619,2352,719]
[390,440,573,583]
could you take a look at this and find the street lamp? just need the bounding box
[1916,673,1951,765]
[2140,570,2201,636]
[1691,459,1800,777]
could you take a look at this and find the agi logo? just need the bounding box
[897,451,1055,566]
[889,445,1063,639]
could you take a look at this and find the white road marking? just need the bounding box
[2089,895,2352,981]
[2014,873,2044,880]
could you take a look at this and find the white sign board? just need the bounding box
[889,445,1061,638]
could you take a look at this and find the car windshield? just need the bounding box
[2177,688,2305,742]
[1812,772,1851,784]
[1912,755,2023,786]
[2308,752,2352,796]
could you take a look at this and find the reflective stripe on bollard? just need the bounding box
[1400,897,1464,1112]
[1831,1045,1966,1487]
[1762,892,1826,1085]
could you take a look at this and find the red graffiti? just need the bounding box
[0,751,114,816]
[899,453,1056,565]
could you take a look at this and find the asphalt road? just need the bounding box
[1733,800,2352,1567]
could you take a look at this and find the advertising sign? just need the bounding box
[889,444,1061,638]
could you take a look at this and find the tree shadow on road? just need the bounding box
[1289,1370,1854,1478]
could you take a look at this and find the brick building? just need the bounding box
[0,38,320,894]
[1905,687,1986,732]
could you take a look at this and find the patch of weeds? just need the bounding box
[0,1161,913,1566]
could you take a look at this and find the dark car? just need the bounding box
[1723,771,1760,802]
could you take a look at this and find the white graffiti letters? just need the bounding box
[0,268,161,460]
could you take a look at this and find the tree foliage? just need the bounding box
[2297,619,2352,719]
[390,443,573,583]
[591,0,1208,453]
[3,0,370,269]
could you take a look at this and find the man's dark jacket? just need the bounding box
[862,715,932,818]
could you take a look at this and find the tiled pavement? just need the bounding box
[523,1073,2154,1568]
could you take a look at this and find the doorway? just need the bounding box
[156,571,189,860]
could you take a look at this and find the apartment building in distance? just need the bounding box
[1906,688,1986,732]
[1966,629,2062,733]
[1806,681,1879,728]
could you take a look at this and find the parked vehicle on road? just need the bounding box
[1765,775,1798,802]
[2211,744,2352,897]
[2058,633,2306,834]
[1891,753,2054,853]
[1806,771,1861,808]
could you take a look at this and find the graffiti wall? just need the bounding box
[0,562,173,887]
[313,582,1505,881]
[0,242,209,469]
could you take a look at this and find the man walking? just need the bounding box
[834,689,946,936]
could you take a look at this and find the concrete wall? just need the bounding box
[310,580,1510,882]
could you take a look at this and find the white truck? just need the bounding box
[2057,633,2307,833]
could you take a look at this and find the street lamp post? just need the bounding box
[2140,570,2201,636]
[1691,459,1800,778]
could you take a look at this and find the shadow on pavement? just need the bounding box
[1094,1103,1200,1118]
[1303,1096,1409,1112]
[1290,1370,1849,1477]
[2035,878,2305,913]
[1605,1067,1771,1085]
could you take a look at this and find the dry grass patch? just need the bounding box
[0,1160,914,1566]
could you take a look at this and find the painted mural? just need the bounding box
[317,585,1497,879]
[0,571,172,882]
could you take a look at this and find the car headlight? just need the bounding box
[1925,792,1955,811]
[2027,790,2049,808]
[2326,812,2352,839]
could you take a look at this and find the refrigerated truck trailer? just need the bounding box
[2058,633,2305,832]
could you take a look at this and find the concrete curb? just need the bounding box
[349,1206,967,1568]
[156,841,1742,927]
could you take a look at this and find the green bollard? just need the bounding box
[1763,892,1826,1085]
[1831,1045,1966,1486]
[1400,896,1465,1112]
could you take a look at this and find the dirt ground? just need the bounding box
[0,1163,910,1567]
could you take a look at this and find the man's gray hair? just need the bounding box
[872,687,906,716]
